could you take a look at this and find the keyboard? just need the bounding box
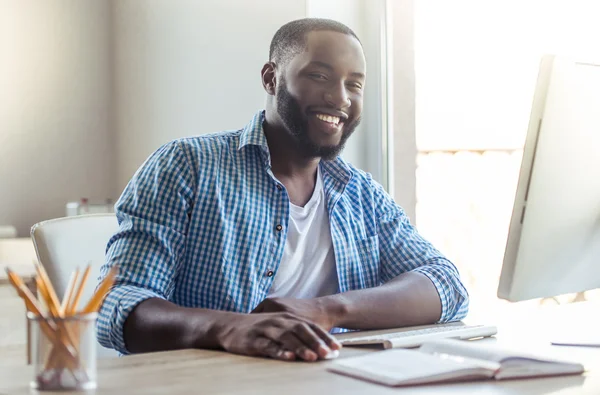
[339,324,498,349]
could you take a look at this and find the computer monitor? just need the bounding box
[497,54,600,302]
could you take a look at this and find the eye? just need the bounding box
[347,82,363,91]
[309,73,328,81]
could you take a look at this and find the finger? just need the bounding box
[261,326,318,361]
[278,332,319,362]
[289,322,334,360]
[309,323,343,351]
[252,336,295,361]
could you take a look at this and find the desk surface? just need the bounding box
[1,305,599,394]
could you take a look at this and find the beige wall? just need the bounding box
[114,0,391,191]
[0,1,115,236]
[0,0,390,236]
[113,0,308,191]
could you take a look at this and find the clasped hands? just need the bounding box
[216,297,342,362]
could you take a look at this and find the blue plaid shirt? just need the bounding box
[98,111,469,354]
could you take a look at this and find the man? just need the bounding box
[97,18,469,362]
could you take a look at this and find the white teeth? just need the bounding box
[315,113,340,125]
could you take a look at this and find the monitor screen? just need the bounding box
[497,55,600,302]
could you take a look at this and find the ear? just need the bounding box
[261,62,277,95]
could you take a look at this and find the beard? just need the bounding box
[276,82,360,161]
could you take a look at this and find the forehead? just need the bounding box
[288,30,366,75]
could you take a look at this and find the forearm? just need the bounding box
[123,298,234,353]
[321,272,442,330]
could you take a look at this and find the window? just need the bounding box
[413,0,600,320]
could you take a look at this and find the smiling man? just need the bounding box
[97,18,469,362]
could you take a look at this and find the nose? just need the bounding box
[324,82,351,109]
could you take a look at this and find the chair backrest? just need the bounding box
[30,213,120,358]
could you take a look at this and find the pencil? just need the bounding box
[60,269,79,316]
[68,264,91,315]
[82,266,118,314]
[34,264,62,317]
[5,269,77,361]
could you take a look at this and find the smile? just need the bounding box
[315,113,341,125]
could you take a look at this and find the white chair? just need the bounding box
[30,213,120,358]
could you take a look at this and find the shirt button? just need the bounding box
[276,184,283,191]
[275,224,283,232]
[266,270,274,277]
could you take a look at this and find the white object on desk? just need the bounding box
[339,323,497,349]
[552,337,600,347]
[328,338,584,387]
[0,226,17,239]
[66,199,114,217]
[0,238,37,277]
[498,55,600,302]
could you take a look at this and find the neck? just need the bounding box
[263,111,320,180]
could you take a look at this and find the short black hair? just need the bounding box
[269,18,361,66]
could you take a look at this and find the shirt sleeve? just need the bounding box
[97,141,196,354]
[370,178,469,323]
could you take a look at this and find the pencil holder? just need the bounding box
[28,312,98,391]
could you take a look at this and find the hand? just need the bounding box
[251,297,335,331]
[215,312,341,362]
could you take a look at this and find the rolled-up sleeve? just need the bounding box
[372,180,469,323]
[97,141,196,354]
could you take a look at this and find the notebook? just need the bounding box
[327,339,584,387]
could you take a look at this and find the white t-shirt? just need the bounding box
[268,167,339,299]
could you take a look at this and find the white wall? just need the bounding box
[0,1,114,236]
[113,0,308,191]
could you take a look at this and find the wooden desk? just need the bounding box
[0,344,597,394]
[1,303,600,394]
